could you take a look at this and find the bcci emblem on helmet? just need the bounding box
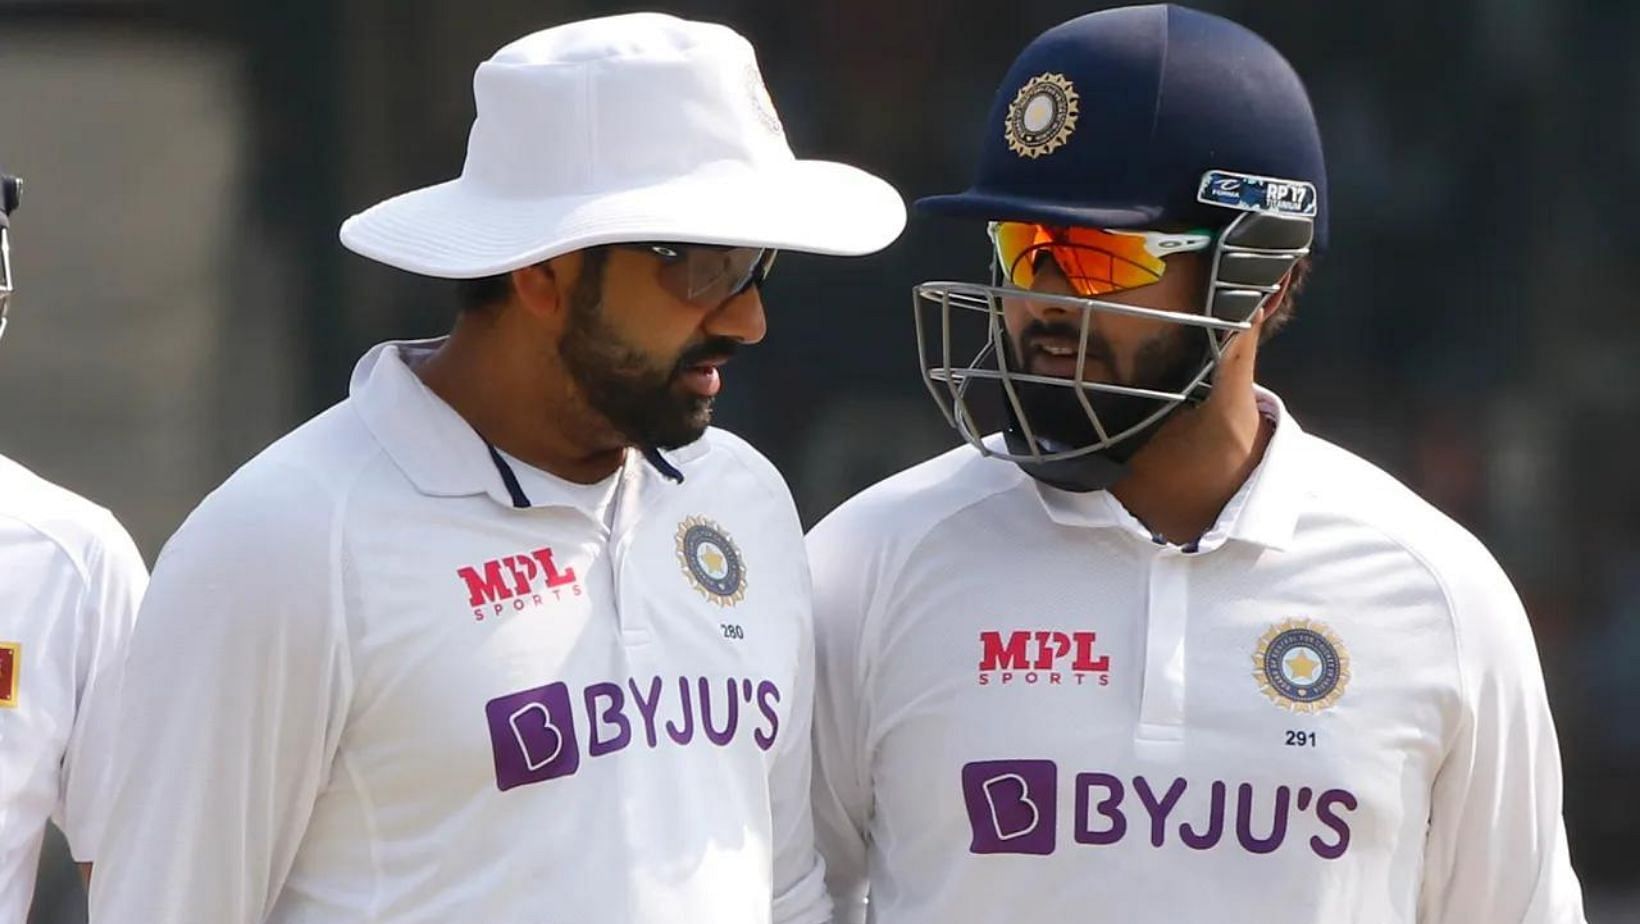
[1004,73,1079,159]
[675,516,746,607]
[1253,619,1350,713]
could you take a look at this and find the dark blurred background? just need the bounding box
[1,0,1635,920]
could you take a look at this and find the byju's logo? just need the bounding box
[457,547,580,620]
[486,683,581,790]
[961,760,1058,855]
[485,675,784,793]
[960,762,1358,860]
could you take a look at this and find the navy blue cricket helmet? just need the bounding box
[919,3,1328,248]
[911,5,1327,492]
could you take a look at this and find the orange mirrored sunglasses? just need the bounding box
[989,221,1213,297]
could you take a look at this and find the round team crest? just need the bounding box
[1004,72,1080,159]
[1253,619,1350,713]
[675,516,747,607]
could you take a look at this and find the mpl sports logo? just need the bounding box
[457,547,581,621]
[962,760,1358,860]
[978,630,1110,687]
[485,675,783,791]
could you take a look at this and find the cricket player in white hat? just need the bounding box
[90,13,903,923]
[0,169,148,917]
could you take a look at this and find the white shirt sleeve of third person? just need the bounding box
[54,510,148,862]
[89,462,354,924]
[805,512,877,924]
[1418,545,1587,924]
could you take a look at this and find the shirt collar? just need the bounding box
[1031,386,1305,552]
[350,338,653,513]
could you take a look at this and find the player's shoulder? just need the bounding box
[686,426,798,510]
[0,452,144,583]
[166,401,385,556]
[692,426,779,479]
[1294,429,1515,611]
[809,438,1027,556]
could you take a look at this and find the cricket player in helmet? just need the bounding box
[807,6,1587,923]
[0,166,147,916]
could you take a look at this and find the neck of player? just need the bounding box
[1109,323,1272,547]
[416,312,629,485]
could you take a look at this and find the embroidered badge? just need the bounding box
[1253,619,1349,713]
[0,642,19,708]
[676,516,747,607]
[1004,72,1080,159]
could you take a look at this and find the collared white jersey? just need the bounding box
[0,454,146,921]
[90,340,829,924]
[808,390,1585,924]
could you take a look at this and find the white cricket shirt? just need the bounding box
[809,389,1585,924]
[90,340,829,924]
[0,454,146,920]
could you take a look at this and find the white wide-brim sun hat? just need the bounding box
[341,13,906,278]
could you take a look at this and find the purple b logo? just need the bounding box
[486,682,580,791]
[961,760,1058,855]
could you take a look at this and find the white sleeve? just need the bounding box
[805,516,874,924]
[769,581,831,924]
[89,466,353,924]
[1418,554,1586,924]
[54,512,148,861]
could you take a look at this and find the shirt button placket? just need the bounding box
[1136,545,1190,746]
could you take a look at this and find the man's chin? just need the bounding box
[628,396,714,451]
[1015,381,1156,449]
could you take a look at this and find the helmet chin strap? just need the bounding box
[1002,423,1134,492]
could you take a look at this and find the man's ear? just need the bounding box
[510,258,565,321]
[1254,265,1301,342]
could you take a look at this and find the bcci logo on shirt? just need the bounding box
[1253,619,1350,713]
[675,516,746,607]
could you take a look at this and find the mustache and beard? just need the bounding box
[1008,316,1206,459]
[557,251,739,451]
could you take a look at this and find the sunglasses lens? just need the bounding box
[992,222,1197,297]
[991,221,1044,290]
[636,243,777,308]
[680,247,772,305]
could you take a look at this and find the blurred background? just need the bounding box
[1,0,1635,919]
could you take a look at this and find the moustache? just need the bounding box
[671,337,741,377]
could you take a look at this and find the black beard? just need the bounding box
[558,264,738,451]
[1009,319,1205,456]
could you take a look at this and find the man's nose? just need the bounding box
[704,285,767,345]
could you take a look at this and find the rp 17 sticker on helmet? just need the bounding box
[1197,169,1318,217]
